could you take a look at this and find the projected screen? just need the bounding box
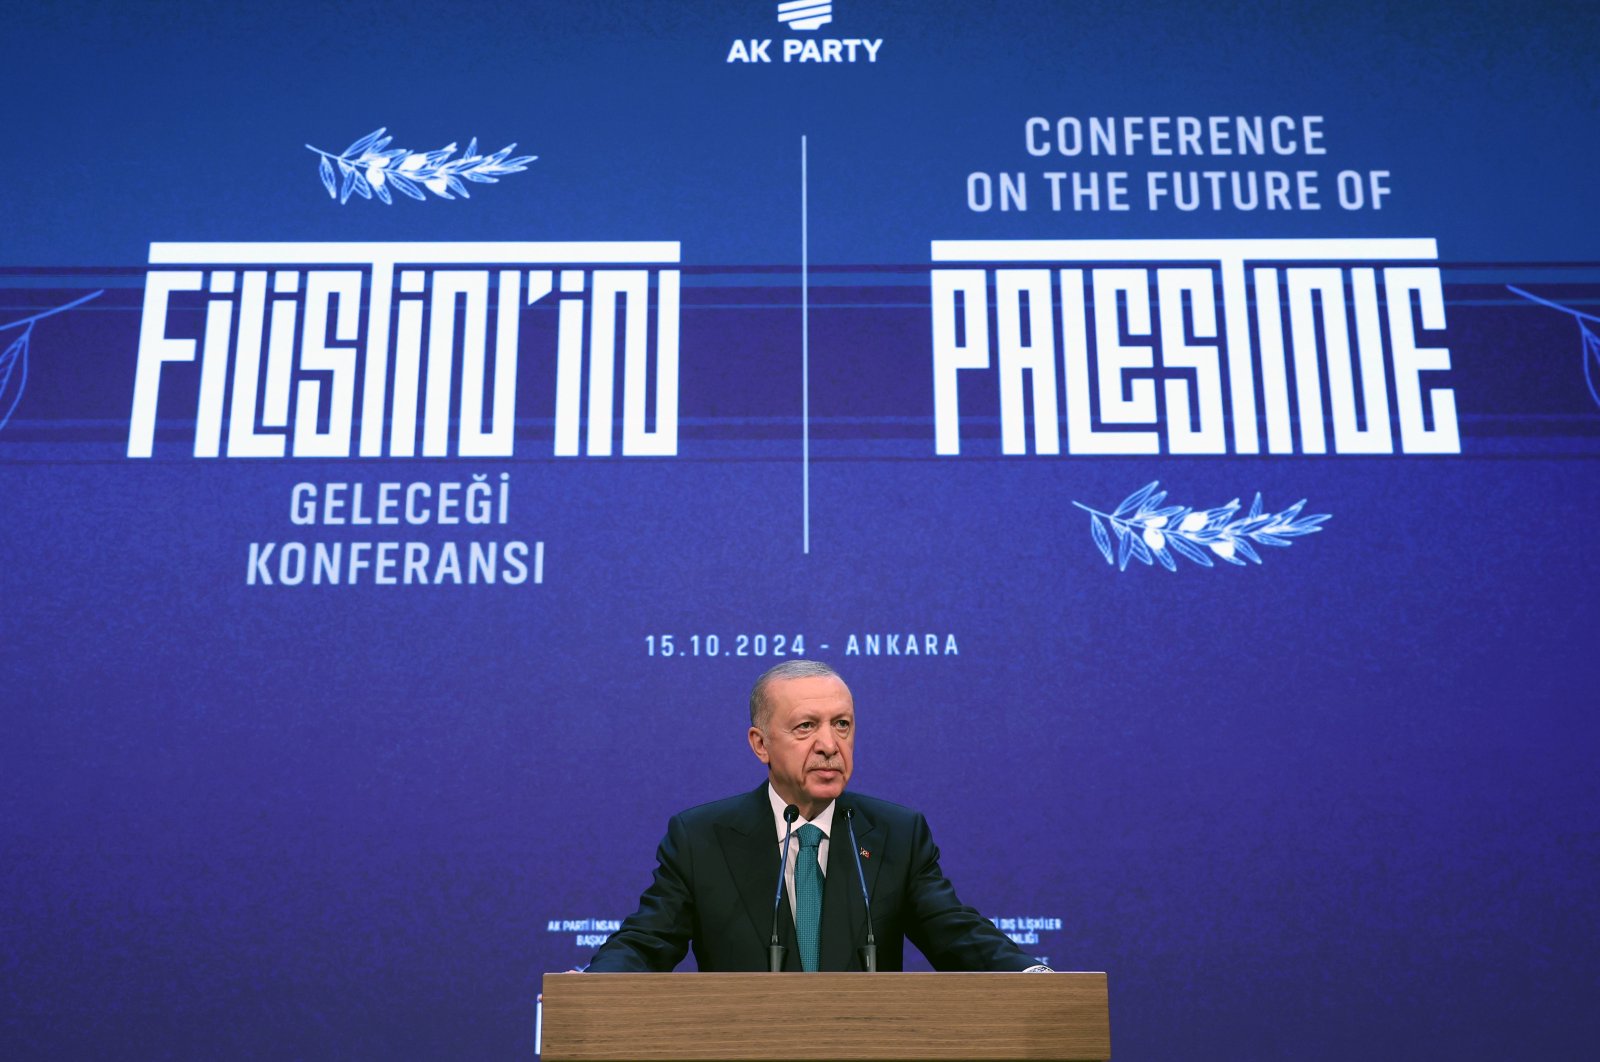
[3,2,1596,1059]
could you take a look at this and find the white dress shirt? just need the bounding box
[766,783,834,922]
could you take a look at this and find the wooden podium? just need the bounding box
[540,972,1110,1061]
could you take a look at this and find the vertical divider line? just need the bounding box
[802,134,810,555]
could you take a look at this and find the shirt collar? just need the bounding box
[766,782,835,840]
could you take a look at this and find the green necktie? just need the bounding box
[795,823,824,972]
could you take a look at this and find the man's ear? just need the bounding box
[748,726,771,765]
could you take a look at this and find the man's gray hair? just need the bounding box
[748,659,842,728]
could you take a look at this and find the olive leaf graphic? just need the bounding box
[1074,481,1330,571]
[306,127,537,205]
[0,291,103,434]
[1508,285,1600,411]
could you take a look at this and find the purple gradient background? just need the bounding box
[4,2,1599,1059]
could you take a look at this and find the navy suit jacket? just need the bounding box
[587,784,1035,972]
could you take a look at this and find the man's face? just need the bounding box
[748,674,854,819]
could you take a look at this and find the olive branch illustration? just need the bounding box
[1073,481,1330,571]
[0,291,104,434]
[305,127,537,205]
[1507,285,1600,410]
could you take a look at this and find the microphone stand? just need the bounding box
[769,804,799,972]
[844,806,877,973]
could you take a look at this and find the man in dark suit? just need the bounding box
[587,660,1047,973]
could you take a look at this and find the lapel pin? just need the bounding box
[859,847,871,859]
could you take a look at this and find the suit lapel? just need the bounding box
[719,788,887,972]
[819,801,884,971]
[716,783,797,965]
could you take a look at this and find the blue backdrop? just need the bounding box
[4,2,1597,1058]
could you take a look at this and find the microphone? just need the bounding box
[844,805,877,973]
[769,804,799,972]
